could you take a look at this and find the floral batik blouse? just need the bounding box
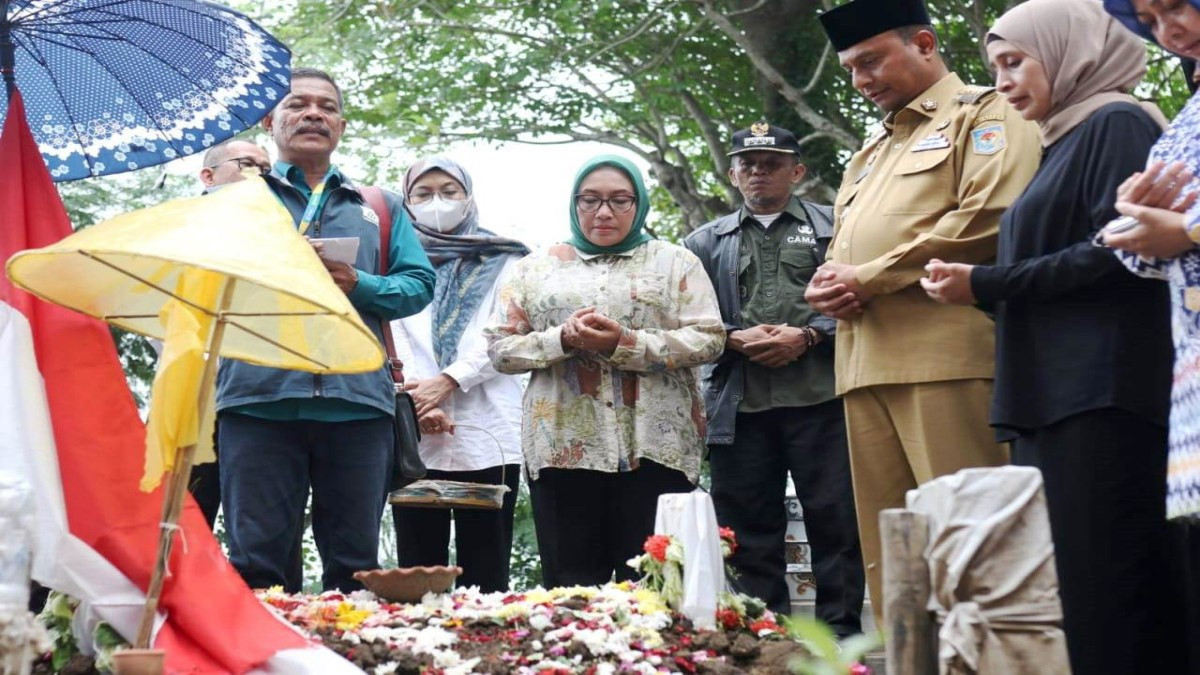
[1110,89,1200,521]
[486,239,724,483]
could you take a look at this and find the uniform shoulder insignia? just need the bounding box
[972,113,1006,127]
[955,86,996,105]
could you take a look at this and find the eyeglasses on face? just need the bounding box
[209,156,271,175]
[574,194,637,214]
[407,187,468,204]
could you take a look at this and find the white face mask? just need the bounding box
[409,195,471,233]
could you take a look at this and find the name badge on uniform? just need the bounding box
[911,133,950,152]
[787,223,817,246]
[971,124,1006,155]
[361,203,380,226]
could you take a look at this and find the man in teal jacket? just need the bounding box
[216,68,435,592]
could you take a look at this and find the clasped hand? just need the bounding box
[560,307,623,355]
[1103,160,1198,259]
[404,374,459,416]
[729,324,812,368]
[419,407,454,435]
[920,259,975,305]
[805,262,869,320]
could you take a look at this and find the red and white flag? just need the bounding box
[0,91,356,673]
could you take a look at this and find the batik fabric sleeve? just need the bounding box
[1106,90,1200,520]
[485,239,724,482]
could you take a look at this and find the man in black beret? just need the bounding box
[806,0,1041,623]
[684,123,864,634]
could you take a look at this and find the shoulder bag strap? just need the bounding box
[360,186,404,386]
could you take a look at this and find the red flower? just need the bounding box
[644,534,672,562]
[749,619,781,634]
[674,655,698,673]
[717,608,742,630]
[719,527,738,554]
[849,664,871,675]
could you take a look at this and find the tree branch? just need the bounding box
[679,87,736,204]
[695,0,860,150]
[802,40,833,95]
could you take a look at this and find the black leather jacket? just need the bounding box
[682,199,835,445]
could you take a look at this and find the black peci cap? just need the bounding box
[728,122,801,156]
[819,0,933,52]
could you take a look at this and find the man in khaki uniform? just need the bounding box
[806,0,1040,616]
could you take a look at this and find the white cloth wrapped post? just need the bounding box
[0,473,48,675]
[906,466,1070,675]
[654,490,725,629]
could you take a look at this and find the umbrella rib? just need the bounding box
[83,1,285,129]
[223,319,332,370]
[74,256,339,371]
[68,10,269,147]
[78,251,216,317]
[26,23,189,172]
[17,29,114,53]
[14,0,138,25]
[221,311,331,317]
[22,24,130,41]
[18,36,100,177]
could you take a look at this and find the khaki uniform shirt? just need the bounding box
[829,72,1040,395]
[738,204,837,411]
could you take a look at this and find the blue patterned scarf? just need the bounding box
[403,157,531,368]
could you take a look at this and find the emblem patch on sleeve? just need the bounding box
[971,124,1005,155]
[361,204,381,226]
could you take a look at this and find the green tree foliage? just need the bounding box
[243,0,1191,237]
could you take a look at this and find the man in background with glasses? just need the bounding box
[199,139,271,189]
[684,123,864,635]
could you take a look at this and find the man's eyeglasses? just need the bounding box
[208,156,271,175]
[575,194,637,214]
[407,188,468,204]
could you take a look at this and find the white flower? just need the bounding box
[412,626,457,654]
[529,613,553,631]
[373,664,399,675]
[441,658,481,675]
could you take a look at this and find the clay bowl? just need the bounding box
[353,566,462,603]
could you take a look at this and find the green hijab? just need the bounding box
[568,154,654,255]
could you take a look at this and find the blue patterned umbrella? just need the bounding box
[0,0,290,182]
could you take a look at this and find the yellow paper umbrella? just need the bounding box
[5,176,386,647]
[6,177,383,373]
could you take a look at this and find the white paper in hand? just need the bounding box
[313,237,360,266]
[654,490,724,629]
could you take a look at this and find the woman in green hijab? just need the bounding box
[486,155,725,586]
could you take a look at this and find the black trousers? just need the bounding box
[1169,521,1200,675]
[1013,408,1189,674]
[219,413,392,592]
[392,464,521,593]
[529,460,693,588]
[710,401,864,634]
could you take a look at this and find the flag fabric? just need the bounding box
[0,91,352,673]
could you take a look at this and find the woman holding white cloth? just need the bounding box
[389,156,529,592]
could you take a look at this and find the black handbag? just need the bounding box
[390,383,426,487]
[362,187,427,488]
